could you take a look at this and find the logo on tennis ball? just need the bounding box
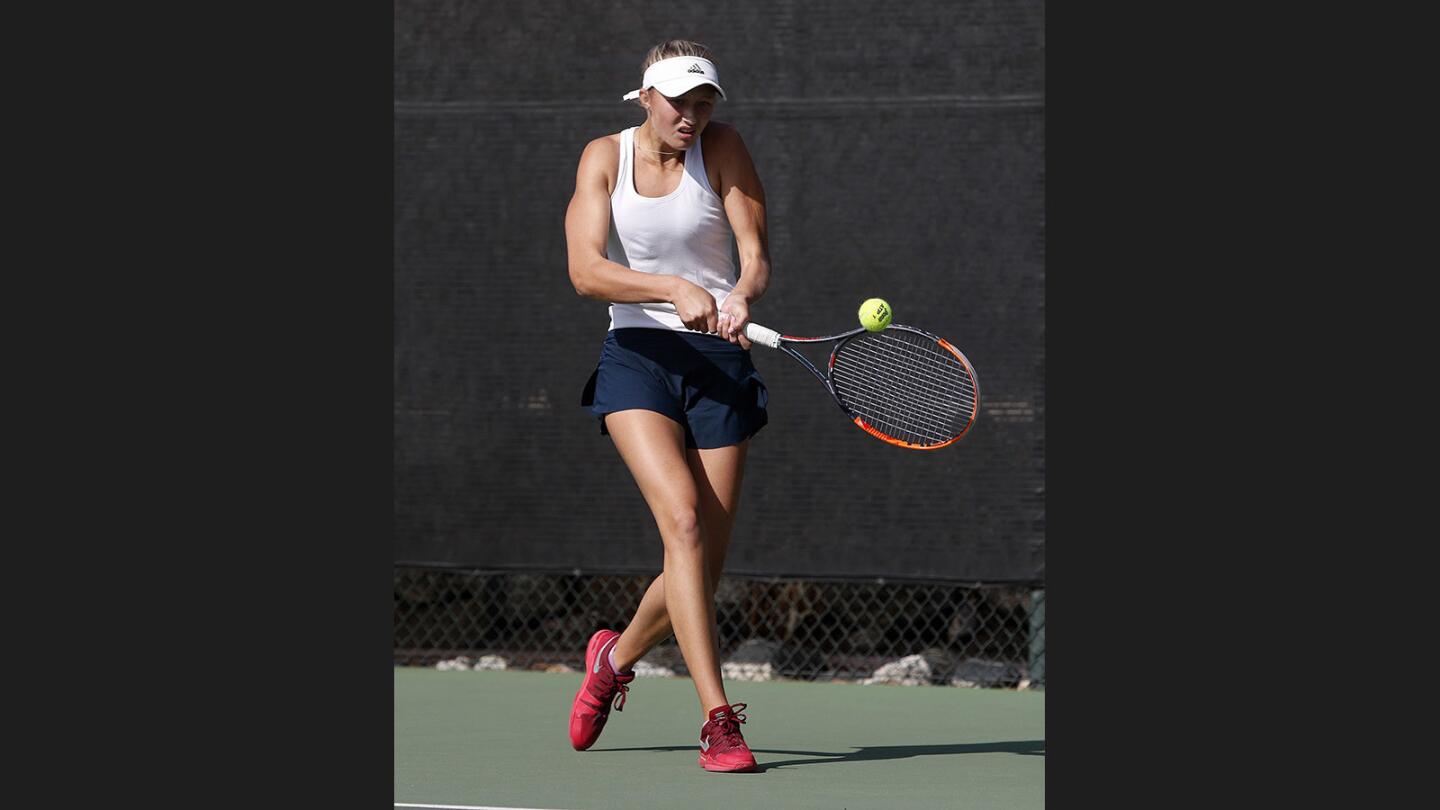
[859,298,892,331]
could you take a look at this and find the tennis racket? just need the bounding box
[741,320,980,450]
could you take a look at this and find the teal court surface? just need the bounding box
[396,668,1044,809]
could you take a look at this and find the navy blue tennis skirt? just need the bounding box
[580,328,768,449]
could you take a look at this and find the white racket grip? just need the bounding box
[743,322,783,349]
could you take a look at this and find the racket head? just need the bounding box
[826,325,980,450]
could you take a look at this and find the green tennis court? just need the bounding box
[395,669,1044,809]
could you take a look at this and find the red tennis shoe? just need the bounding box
[697,703,757,772]
[569,629,635,751]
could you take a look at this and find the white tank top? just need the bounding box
[607,125,737,331]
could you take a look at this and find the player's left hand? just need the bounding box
[718,294,752,349]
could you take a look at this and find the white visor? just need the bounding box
[621,56,726,102]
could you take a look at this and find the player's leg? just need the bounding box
[604,409,729,716]
[612,576,668,670]
[683,440,758,772]
[689,440,748,587]
[611,441,749,671]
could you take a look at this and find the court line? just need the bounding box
[395,803,575,810]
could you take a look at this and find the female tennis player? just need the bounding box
[564,39,769,774]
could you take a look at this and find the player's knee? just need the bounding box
[660,508,703,552]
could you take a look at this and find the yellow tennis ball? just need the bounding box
[858,298,893,331]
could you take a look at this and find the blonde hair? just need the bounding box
[641,39,716,77]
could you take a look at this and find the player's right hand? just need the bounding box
[671,278,719,334]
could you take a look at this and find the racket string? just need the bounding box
[831,331,977,445]
[839,361,963,440]
[841,367,972,443]
[842,345,976,415]
[840,363,973,441]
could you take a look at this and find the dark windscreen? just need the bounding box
[394,1,1044,583]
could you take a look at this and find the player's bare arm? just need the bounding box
[565,136,719,333]
[708,123,771,343]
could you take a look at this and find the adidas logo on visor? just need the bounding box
[687,63,705,74]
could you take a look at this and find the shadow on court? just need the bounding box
[590,740,1045,770]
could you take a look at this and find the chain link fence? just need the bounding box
[395,567,1044,689]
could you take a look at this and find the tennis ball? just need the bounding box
[858,298,893,331]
